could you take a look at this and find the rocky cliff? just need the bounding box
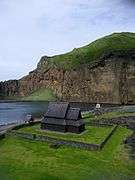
[0,33,135,104]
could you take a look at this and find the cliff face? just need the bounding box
[0,32,135,104]
[0,80,19,99]
[0,51,134,104]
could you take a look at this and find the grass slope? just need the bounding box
[43,32,135,69]
[22,88,57,101]
[0,127,135,180]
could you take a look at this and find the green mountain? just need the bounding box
[39,32,135,70]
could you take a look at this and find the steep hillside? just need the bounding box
[38,32,135,69]
[0,32,135,104]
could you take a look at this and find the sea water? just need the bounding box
[0,101,49,126]
[0,101,135,126]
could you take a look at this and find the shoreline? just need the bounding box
[0,119,41,133]
[0,100,127,106]
[0,99,135,106]
[0,123,18,133]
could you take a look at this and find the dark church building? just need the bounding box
[41,102,85,134]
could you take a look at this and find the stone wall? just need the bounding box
[86,116,135,127]
[10,130,100,150]
[100,125,118,149]
[124,132,135,159]
[9,125,117,151]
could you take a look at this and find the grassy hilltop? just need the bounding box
[40,32,135,69]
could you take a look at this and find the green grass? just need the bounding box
[17,124,114,144]
[22,88,57,101]
[82,112,95,119]
[39,32,135,70]
[83,111,135,122]
[0,127,134,180]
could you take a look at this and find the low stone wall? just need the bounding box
[9,125,117,151]
[10,130,100,150]
[85,122,113,127]
[86,116,135,127]
[124,132,135,159]
[0,122,40,141]
[100,125,118,149]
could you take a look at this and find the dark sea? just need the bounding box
[0,101,49,125]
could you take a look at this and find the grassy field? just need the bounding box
[39,32,135,70]
[0,127,135,180]
[17,124,114,144]
[22,88,57,101]
[83,111,135,122]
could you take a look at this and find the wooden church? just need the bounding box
[41,102,85,134]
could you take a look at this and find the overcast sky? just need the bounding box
[0,0,135,81]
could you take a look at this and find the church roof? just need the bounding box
[45,102,69,119]
[66,108,81,120]
[43,102,82,123]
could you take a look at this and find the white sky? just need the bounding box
[0,0,135,81]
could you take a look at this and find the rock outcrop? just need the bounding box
[0,80,19,99]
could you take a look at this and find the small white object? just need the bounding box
[95,103,101,109]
